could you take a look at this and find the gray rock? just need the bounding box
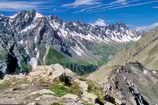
[104,62,158,105]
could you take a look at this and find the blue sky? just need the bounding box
[0,0,158,27]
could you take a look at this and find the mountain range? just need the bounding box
[0,10,140,75]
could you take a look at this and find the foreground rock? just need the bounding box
[0,64,105,105]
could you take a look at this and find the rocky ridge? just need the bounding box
[88,62,158,105]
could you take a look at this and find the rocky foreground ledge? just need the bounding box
[0,64,122,105]
[1,63,156,105]
[88,62,158,105]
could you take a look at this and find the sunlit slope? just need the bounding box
[106,27,158,70]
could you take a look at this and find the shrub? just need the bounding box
[51,103,64,105]
[50,78,82,97]
[59,74,72,86]
[49,83,71,97]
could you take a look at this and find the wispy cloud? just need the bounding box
[75,0,158,13]
[116,0,127,5]
[108,0,158,10]
[153,6,158,8]
[0,1,42,11]
[62,0,100,8]
[77,0,138,12]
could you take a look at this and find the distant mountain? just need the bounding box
[104,27,158,70]
[0,10,140,75]
[135,22,158,34]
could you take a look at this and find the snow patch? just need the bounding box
[21,24,37,33]
[109,30,141,42]
[10,14,17,19]
[18,40,24,44]
[72,45,85,56]
[58,29,68,37]
[35,48,38,51]
[49,21,60,30]
[29,57,38,69]
[35,12,43,18]
[25,47,29,55]
[36,50,40,59]
[34,35,38,43]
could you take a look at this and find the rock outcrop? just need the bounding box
[90,62,158,105]
[0,64,105,105]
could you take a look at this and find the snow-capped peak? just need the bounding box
[8,10,140,43]
[9,14,18,19]
[35,12,43,18]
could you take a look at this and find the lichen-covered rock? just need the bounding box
[29,89,55,96]
[82,92,98,104]
[62,94,78,100]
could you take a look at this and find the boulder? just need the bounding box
[29,89,54,96]
[82,92,98,104]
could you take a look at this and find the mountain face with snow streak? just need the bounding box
[0,10,140,75]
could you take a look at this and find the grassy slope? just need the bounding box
[45,48,68,65]
[45,47,96,65]
[90,44,119,65]
[106,27,158,70]
[45,47,98,75]
[88,42,134,66]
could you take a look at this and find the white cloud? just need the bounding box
[62,0,100,8]
[92,18,107,26]
[0,1,41,10]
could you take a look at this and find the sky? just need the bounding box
[0,0,158,27]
